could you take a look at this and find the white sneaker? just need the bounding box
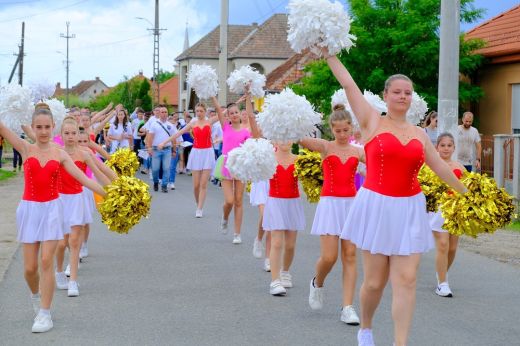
[357,329,375,346]
[232,234,242,244]
[220,218,228,234]
[170,183,175,190]
[55,272,68,290]
[341,305,360,325]
[435,282,453,297]
[195,209,203,218]
[252,238,263,258]
[67,281,79,297]
[308,278,323,310]
[280,271,293,288]
[32,313,53,333]
[263,258,271,272]
[149,172,153,180]
[30,294,40,315]
[269,279,287,296]
[80,243,88,258]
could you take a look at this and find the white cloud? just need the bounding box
[0,0,209,87]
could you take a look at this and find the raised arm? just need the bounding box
[211,96,227,128]
[0,122,29,157]
[59,150,106,196]
[90,102,113,123]
[158,123,191,149]
[81,150,113,186]
[92,110,116,135]
[87,140,110,160]
[21,124,36,142]
[299,137,328,154]
[244,89,261,139]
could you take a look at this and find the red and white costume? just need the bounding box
[249,180,269,206]
[16,157,64,243]
[186,125,216,171]
[429,168,463,233]
[341,133,433,255]
[262,164,305,231]
[59,161,91,232]
[311,155,358,236]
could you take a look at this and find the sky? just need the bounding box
[0,0,518,89]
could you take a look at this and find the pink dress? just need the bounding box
[220,123,250,179]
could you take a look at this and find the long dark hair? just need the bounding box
[114,109,128,131]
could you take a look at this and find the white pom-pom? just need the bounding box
[44,98,67,130]
[287,0,356,55]
[186,64,218,99]
[330,89,358,128]
[406,92,428,125]
[363,90,387,114]
[0,83,34,131]
[257,88,321,142]
[226,65,266,98]
[29,81,56,103]
[226,138,277,182]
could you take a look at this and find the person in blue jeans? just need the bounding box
[146,106,173,192]
[168,147,179,190]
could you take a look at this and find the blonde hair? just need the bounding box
[32,102,53,122]
[384,74,413,93]
[61,116,79,133]
[328,104,353,129]
[195,102,207,111]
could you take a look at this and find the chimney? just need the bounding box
[56,82,61,89]
[95,76,100,81]
[252,22,258,27]
[139,71,144,77]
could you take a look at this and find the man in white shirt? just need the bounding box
[457,111,481,172]
[146,106,173,192]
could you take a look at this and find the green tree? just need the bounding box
[291,0,485,123]
[89,77,143,111]
[156,69,176,84]
[136,79,152,111]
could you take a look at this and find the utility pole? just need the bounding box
[8,22,25,85]
[438,0,460,142]
[60,22,75,108]
[218,0,229,105]
[151,0,167,107]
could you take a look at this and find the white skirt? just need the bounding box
[81,188,95,225]
[249,180,269,206]
[60,193,87,232]
[429,211,447,233]
[311,196,355,236]
[262,197,305,231]
[187,148,216,171]
[16,199,64,243]
[340,187,433,256]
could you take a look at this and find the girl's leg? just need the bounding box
[360,251,389,329]
[265,231,271,259]
[56,235,69,273]
[232,180,245,235]
[389,254,421,346]
[23,243,41,294]
[68,225,83,282]
[39,240,59,309]
[433,232,449,283]
[221,180,235,221]
[282,231,298,272]
[191,170,202,206]
[197,169,211,209]
[256,204,265,241]
[447,234,459,271]
[314,235,339,287]
[340,239,357,307]
[269,230,284,281]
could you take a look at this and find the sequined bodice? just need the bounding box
[269,164,299,198]
[193,125,212,149]
[59,161,87,194]
[363,132,424,197]
[321,155,358,197]
[22,157,60,202]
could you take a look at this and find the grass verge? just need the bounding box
[0,168,16,182]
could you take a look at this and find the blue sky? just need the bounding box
[0,0,518,87]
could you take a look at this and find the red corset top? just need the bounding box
[321,156,358,197]
[22,157,61,202]
[59,161,87,194]
[363,132,424,197]
[193,125,212,149]
[453,168,463,179]
[269,164,299,198]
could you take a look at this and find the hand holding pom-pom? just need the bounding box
[418,165,448,212]
[256,88,321,142]
[227,65,266,98]
[106,148,139,177]
[294,149,323,203]
[0,83,34,131]
[99,176,151,234]
[29,81,56,103]
[226,138,277,182]
[287,0,356,55]
[186,64,219,99]
[407,92,428,125]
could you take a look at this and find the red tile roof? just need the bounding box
[266,49,319,92]
[466,5,520,63]
[159,76,179,106]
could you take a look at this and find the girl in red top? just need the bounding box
[429,132,466,298]
[324,49,466,346]
[0,104,106,333]
[55,117,116,298]
[300,104,364,325]
[262,142,305,296]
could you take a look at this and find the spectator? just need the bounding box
[146,106,173,192]
[457,111,481,172]
[424,111,439,145]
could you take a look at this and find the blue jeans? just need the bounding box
[169,148,179,184]
[152,147,171,188]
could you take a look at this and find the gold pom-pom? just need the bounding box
[99,176,151,234]
[246,181,252,193]
[418,165,448,212]
[294,149,323,203]
[440,172,516,238]
[106,148,139,177]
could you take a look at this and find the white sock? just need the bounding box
[38,308,51,316]
[31,293,40,299]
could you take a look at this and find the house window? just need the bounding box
[182,65,188,91]
[250,63,264,75]
[93,89,97,94]
[512,84,520,134]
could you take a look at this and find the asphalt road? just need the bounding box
[1,174,519,345]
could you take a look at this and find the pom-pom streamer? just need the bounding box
[227,65,266,98]
[226,138,277,182]
[418,165,448,213]
[294,149,323,203]
[0,83,34,132]
[106,148,139,177]
[186,64,219,99]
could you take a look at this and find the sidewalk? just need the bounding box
[0,174,22,282]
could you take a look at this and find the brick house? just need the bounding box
[54,77,109,102]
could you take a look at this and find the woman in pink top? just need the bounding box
[212,86,260,244]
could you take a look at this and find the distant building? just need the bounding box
[54,77,109,102]
[175,14,294,110]
[466,4,520,135]
[265,49,319,93]
[159,75,179,111]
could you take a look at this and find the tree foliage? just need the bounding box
[89,77,148,111]
[291,0,485,120]
[156,69,176,84]
[137,79,152,111]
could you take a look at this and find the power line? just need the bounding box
[0,0,89,24]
